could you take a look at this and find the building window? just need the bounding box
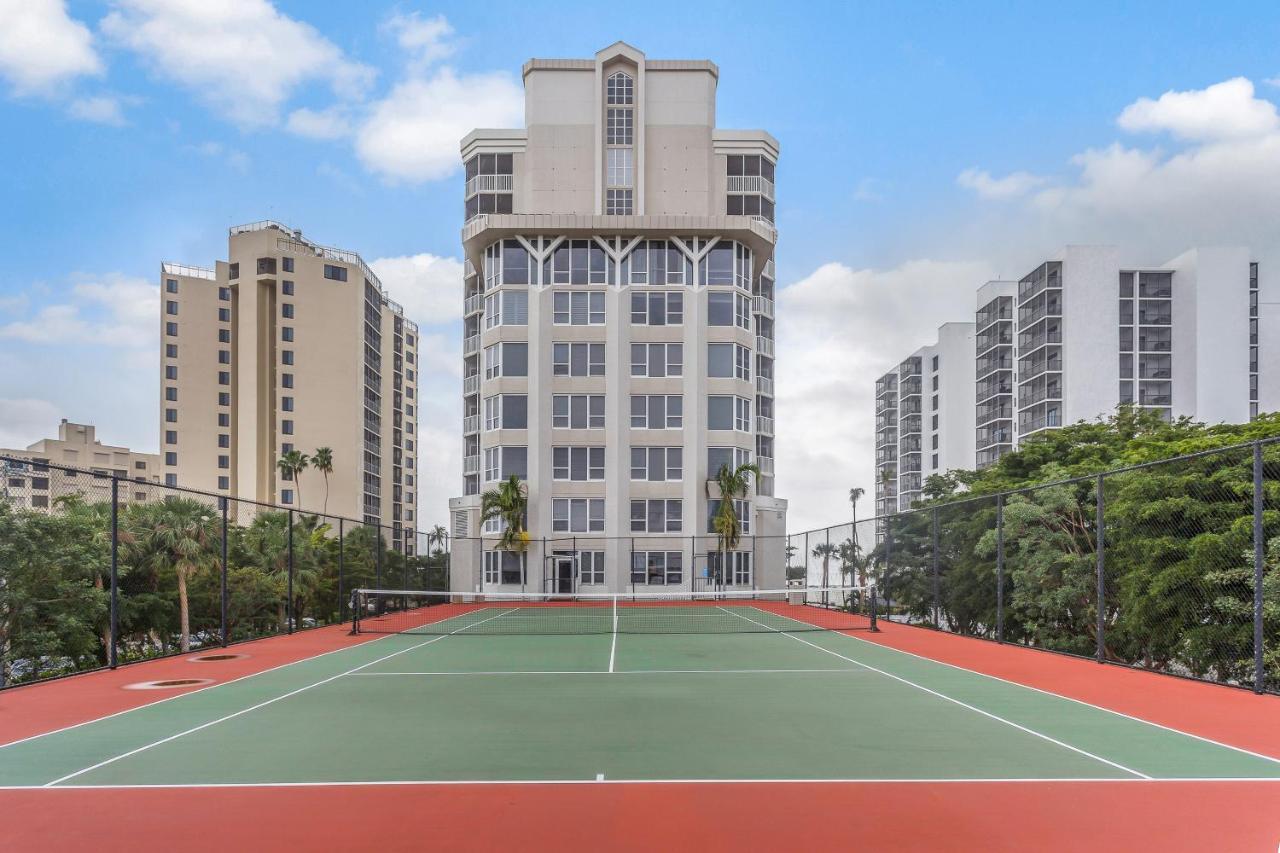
[218,455,229,469]
[282,350,294,365]
[283,258,294,273]
[282,303,294,319]
[218,371,230,386]
[606,107,633,146]
[707,292,751,329]
[282,489,293,504]
[553,342,606,377]
[218,286,231,301]
[218,434,229,448]
[706,499,751,535]
[165,408,177,423]
[165,474,178,486]
[606,149,633,188]
[166,279,178,293]
[631,291,683,326]
[708,344,751,381]
[484,289,529,329]
[282,420,293,435]
[282,373,294,389]
[484,394,528,430]
[323,264,348,281]
[282,396,293,412]
[483,550,526,585]
[166,344,178,358]
[218,476,229,490]
[484,342,528,379]
[630,343,682,378]
[630,499,683,533]
[630,446,682,481]
[707,396,751,431]
[605,189,633,215]
[552,394,605,429]
[708,447,752,477]
[552,446,605,481]
[218,413,229,427]
[166,322,178,336]
[707,551,752,585]
[218,329,231,343]
[631,551,684,585]
[229,263,239,279]
[166,300,178,316]
[932,355,940,371]
[630,395,683,429]
[483,446,528,482]
[165,452,177,465]
[552,291,605,325]
[607,71,634,105]
[552,498,605,533]
[165,387,177,401]
[165,365,178,380]
[282,327,294,342]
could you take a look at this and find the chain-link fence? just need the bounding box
[0,455,451,689]
[792,438,1280,695]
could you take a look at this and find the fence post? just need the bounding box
[375,525,383,614]
[931,507,940,627]
[883,514,893,619]
[109,476,119,669]
[287,509,295,634]
[995,494,1005,644]
[1095,474,1105,664]
[338,518,345,623]
[220,496,228,648]
[1254,442,1265,694]
[824,527,831,606]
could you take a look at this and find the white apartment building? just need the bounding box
[874,323,976,512]
[1,420,161,512]
[975,281,1017,469]
[161,222,420,554]
[448,42,786,594]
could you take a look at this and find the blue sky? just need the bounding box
[3,0,1280,528]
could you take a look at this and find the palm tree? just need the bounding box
[311,447,333,514]
[480,475,529,555]
[427,524,449,556]
[848,486,866,583]
[812,541,839,590]
[276,450,310,511]
[121,498,221,653]
[706,462,761,585]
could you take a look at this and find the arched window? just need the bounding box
[606,72,633,105]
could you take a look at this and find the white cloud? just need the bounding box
[414,396,462,526]
[369,253,464,326]
[286,106,351,140]
[68,95,126,125]
[1117,77,1279,141]
[0,398,62,450]
[0,0,101,96]
[355,68,523,182]
[101,0,374,127]
[382,12,456,72]
[0,274,158,347]
[775,259,994,530]
[957,167,1047,199]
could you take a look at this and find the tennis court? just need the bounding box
[3,589,1280,851]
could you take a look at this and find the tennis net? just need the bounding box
[350,587,877,635]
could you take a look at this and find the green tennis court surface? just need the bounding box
[4,603,1280,788]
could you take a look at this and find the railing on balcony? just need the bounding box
[1138,394,1172,406]
[976,328,1014,353]
[756,375,774,396]
[1018,383,1062,409]
[463,414,480,435]
[465,174,514,198]
[161,261,217,280]
[463,374,480,396]
[1138,338,1172,352]
[976,379,1012,403]
[977,354,1013,377]
[751,295,775,318]
[899,379,922,397]
[1138,368,1172,379]
[755,335,774,357]
[462,455,480,475]
[1019,411,1062,433]
[899,439,922,454]
[900,399,922,415]
[1139,312,1172,325]
[727,175,776,201]
[976,402,1014,424]
[756,416,774,435]
[1019,355,1062,380]
[464,294,483,316]
[758,456,775,477]
[875,429,898,448]
[463,334,480,355]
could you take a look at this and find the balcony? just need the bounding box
[899,438,922,454]
[976,327,1013,354]
[463,334,480,355]
[899,358,922,381]
[758,456,775,477]
[899,379,922,397]
[975,377,1012,403]
[875,429,898,448]
[755,335,774,357]
[900,398,922,415]
[976,402,1013,424]
[1138,394,1172,407]
[756,415,774,435]
[464,294,483,316]
[875,376,898,397]
[465,174,514,198]
[463,414,480,435]
[463,374,480,396]
[727,174,776,201]
[756,375,774,396]
[976,353,1013,377]
[1018,382,1062,409]
[1019,355,1061,381]
[462,455,480,475]
[1019,326,1063,353]
[752,295,775,319]
[1139,312,1172,325]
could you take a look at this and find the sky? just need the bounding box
[2,0,1280,532]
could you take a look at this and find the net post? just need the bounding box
[823,527,831,607]
[109,475,119,669]
[287,508,295,634]
[338,518,345,623]
[869,583,879,632]
[995,493,1005,644]
[612,593,619,636]
[884,514,893,618]
[1095,473,1105,664]
[1253,441,1265,694]
[220,496,229,648]
[349,590,360,635]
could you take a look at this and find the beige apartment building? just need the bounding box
[161,222,420,554]
[448,41,787,593]
[0,420,161,511]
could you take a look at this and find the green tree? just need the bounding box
[812,541,839,589]
[276,450,310,512]
[480,475,529,554]
[427,524,449,556]
[706,462,760,582]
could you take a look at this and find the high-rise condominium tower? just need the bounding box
[160,222,420,554]
[448,42,785,593]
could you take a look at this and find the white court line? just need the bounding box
[41,608,520,788]
[3,776,1279,791]
[353,668,865,676]
[719,606,1150,780]
[0,605,494,752]
[608,630,617,673]
[834,629,1280,768]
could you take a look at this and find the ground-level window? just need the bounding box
[631,551,683,585]
[707,551,752,586]
[483,550,525,585]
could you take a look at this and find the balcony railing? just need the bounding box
[976,402,1014,424]
[1138,338,1172,352]
[899,379,922,397]
[756,375,774,396]
[727,174,776,201]
[463,374,480,396]
[976,353,1013,377]
[756,416,774,435]
[464,294,483,316]
[463,334,480,355]
[1139,312,1172,325]
[755,335,774,357]
[900,399,922,415]
[1019,356,1062,381]
[161,261,216,280]
[465,174,514,198]
[758,456,775,477]
[1138,394,1172,406]
[752,295,775,318]
[1018,384,1062,408]
[462,455,480,475]
[463,414,480,435]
